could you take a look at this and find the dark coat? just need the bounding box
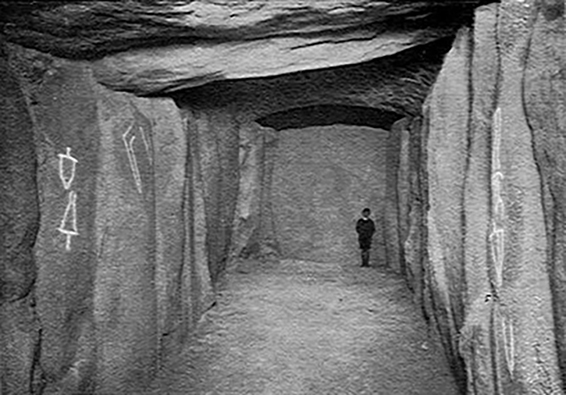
[356,218,376,250]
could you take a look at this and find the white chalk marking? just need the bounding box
[502,317,515,378]
[492,107,502,170]
[122,124,143,194]
[140,127,153,165]
[58,147,78,190]
[489,225,505,287]
[57,191,79,251]
[490,110,505,289]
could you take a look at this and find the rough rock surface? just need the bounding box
[383,119,404,274]
[142,259,458,395]
[272,125,388,266]
[230,121,279,260]
[401,117,427,307]
[420,2,565,393]
[5,44,215,394]
[0,1,485,94]
[0,39,41,395]
[525,0,566,386]
[182,106,240,282]
[0,0,484,58]
[176,37,452,118]
[92,24,456,95]
[0,0,484,95]
[458,5,498,394]
[422,26,471,389]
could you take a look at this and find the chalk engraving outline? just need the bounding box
[489,108,505,288]
[492,107,501,171]
[502,317,515,378]
[122,123,143,194]
[57,191,79,251]
[140,128,153,165]
[58,147,78,190]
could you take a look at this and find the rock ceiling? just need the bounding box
[0,1,490,94]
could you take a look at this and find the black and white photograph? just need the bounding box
[0,1,564,393]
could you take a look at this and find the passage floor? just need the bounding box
[143,259,458,395]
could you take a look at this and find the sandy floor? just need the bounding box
[143,259,459,395]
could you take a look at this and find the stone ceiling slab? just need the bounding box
[0,1,487,94]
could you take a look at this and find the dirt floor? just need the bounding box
[143,259,459,395]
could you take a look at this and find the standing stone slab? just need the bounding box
[488,0,562,392]
[524,0,566,387]
[423,27,472,389]
[230,121,265,259]
[145,97,186,355]
[396,117,411,252]
[458,4,499,394]
[0,41,41,395]
[92,82,158,393]
[258,127,281,257]
[184,107,240,281]
[404,117,426,308]
[185,135,215,332]
[10,50,101,393]
[384,121,403,273]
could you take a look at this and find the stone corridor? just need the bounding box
[143,259,458,395]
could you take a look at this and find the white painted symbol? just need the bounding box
[492,107,502,171]
[122,123,152,194]
[58,147,78,190]
[140,128,153,165]
[123,124,143,194]
[489,226,505,287]
[502,317,515,378]
[57,191,79,251]
[489,108,505,289]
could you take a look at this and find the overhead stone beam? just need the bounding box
[92,22,456,95]
[0,1,486,59]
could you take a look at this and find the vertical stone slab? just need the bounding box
[92,83,158,393]
[491,0,562,392]
[0,41,41,395]
[424,27,471,389]
[404,117,426,305]
[458,5,499,394]
[184,107,240,281]
[258,127,280,257]
[184,109,215,332]
[135,97,188,359]
[230,121,265,258]
[397,118,411,250]
[9,47,100,393]
[384,121,403,273]
[525,0,566,385]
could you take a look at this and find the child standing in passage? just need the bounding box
[355,208,375,267]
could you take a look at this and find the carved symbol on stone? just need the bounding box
[490,107,505,289]
[122,122,152,194]
[140,127,153,166]
[57,190,79,251]
[492,107,502,171]
[489,226,505,288]
[123,124,143,194]
[502,317,515,378]
[58,147,78,190]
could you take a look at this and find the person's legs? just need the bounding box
[361,249,370,267]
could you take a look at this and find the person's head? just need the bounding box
[362,208,371,218]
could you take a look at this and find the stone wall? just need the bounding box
[0,38,41,395]
[271,124,388,266]
[1,44,215,394]
[412,2,566,393]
